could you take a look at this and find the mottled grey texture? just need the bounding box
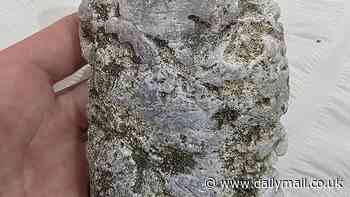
[79,0,289,196]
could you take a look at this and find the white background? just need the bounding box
[1,1,349,196]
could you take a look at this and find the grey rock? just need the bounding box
[79,0,289,196]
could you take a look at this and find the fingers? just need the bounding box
[56,80,89,131]
[0,14,85,84]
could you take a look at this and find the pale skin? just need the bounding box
[0,14,89,197]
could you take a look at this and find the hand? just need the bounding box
[0,14,89,197]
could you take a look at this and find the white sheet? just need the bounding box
[1,1,349,196]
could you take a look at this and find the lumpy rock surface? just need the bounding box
[79,0,289,196]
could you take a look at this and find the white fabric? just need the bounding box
[1,1,349,196]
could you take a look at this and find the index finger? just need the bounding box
[0,14,85,84]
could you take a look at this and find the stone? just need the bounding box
[79,0,289,196]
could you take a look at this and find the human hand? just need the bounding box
[0,14,89,197]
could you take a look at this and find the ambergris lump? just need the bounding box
[79,0,289,196]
